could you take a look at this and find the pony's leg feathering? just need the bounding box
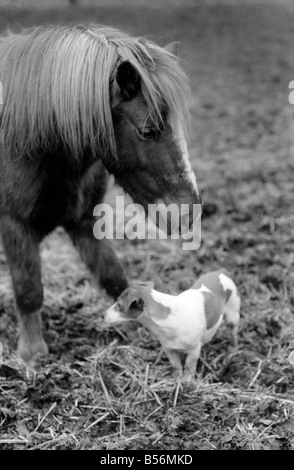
[68,218,128,299]
[0,216,48,366]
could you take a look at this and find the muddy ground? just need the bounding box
[0,1,294,450]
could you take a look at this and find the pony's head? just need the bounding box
[0,25,200,232]
[104,40,200,233]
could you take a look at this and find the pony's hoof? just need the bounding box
[17,361,38,384]
[16,337,48,368]
[182,373,198,386]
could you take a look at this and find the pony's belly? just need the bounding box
[32,158,107,232]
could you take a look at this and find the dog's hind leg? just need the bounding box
[68,218,128,299]
[224,289,240,348]
[0,216,47,366]
[183,344,201,382]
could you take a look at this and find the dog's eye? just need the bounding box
[137,128,159,140]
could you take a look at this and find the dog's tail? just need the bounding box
[219,274,240,346]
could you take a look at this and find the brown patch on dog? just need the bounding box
[191,270,232,300]
[190,270,232,329]
[117,287,172,321]
[117,285,171,320]
[202,291,223,329]
[149,296,172,320]
[117,287,147,320]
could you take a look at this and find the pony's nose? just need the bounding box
[190,193,202,228]
[154,199,201,236]
[190,186,202,213]
[180,199,202,233]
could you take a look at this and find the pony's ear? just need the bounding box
[164,41,180,57]
[116,61,141,100]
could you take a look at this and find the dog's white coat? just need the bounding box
[148,286,223,352]
[104,271,240,380]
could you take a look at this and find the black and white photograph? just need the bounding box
[0,0,293,451]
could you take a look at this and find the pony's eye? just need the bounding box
[138,128,159,140]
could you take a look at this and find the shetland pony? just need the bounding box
[0,24,200,366]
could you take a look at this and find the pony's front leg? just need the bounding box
[0,216,47,366]
[68,219,128,299]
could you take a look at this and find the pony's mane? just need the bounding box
[0,24,191,158]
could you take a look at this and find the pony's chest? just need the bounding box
[29,156,106,232]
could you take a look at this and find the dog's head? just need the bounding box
[104,287,149,325]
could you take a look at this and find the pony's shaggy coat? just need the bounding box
[0,25,190,158]
[0,24,200,366]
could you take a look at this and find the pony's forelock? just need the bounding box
[0,24,191,158]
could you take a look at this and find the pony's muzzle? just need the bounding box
[151,195,202,237]
[179,199,202,234]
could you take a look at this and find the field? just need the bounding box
[0,0,294,450]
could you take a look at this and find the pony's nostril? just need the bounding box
[179,203,201,233]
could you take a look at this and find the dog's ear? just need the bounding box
[126,293,145,318]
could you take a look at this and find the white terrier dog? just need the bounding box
[104,270,240,381]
